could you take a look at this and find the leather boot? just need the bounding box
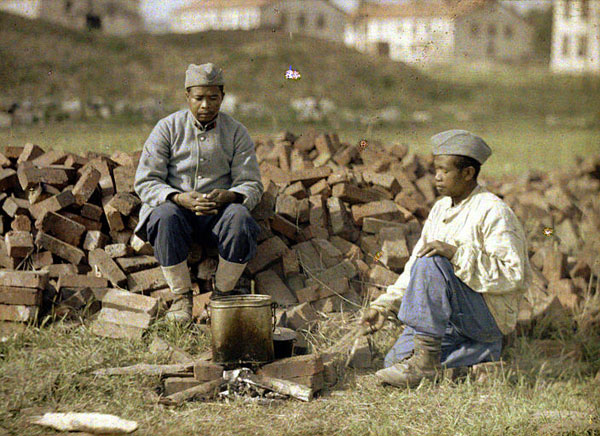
[161,260,193,323]
[375,334,442,388]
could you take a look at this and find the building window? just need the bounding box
[317,14,325,29]
[471,23,479,35]
[297,13,305,27]
[488,24,496,36]
[504,25,513,39]
[578,35,588,57]
[562,35,569,56]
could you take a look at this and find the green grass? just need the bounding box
[0,317,599,436]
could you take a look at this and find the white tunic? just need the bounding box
[371,184,533,335]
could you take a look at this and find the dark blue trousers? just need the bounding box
[146,201,260,267]
[384,255,503,369]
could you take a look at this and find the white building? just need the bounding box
[171,0,280,33]
[551,0,600,73]
[345,0,534,64]
[0,0,40,18]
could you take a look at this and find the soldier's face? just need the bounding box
[433,155,472,198]
[185,86,223,123]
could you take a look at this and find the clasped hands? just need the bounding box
[173,189,238,216]
[359,239,457,336]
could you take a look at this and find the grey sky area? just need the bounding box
[141,0,551,25]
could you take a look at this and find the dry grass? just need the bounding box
[1,309,599,436]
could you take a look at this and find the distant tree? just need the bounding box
[526,7,553,60]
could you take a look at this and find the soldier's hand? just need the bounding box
[205,189,238,208]
[174,192,218,215]
[359,307,387,336]
[417,240,457,260]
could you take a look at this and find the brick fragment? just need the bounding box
[260,162,289,185]
[332,183,381,205]
[113,166,135,193]
[164,377,202,396]
[127,266,167,293]
[17,166,69,190]
[288,167,332,187]
[542,249,567,282]
[269,214,305,242]
[106,192,140,216]
[380,239,410,270]
[72,166,101,205]
[42,264,79,278]
[347,337,372,369]
[64,153,88,169]
[88,249,128,288]
[109,229,133,245]
[282,249,300,278]
[36,232,86,264]
[362,217,406,235]
[308,179,331,197]
[30,190,75,220]
[368,265,400,287]
[292,241,323,274]
[286,302,319,330]
[31,251,53,269]
[37,211,86,246]
[2,196,29,218]
[252,180,278,220]
[284,181,307,199]
[363,171,401,196]
[293,128,317,152]
[104,202,125,232]
[0,152,11,168]
[57,274,108,290]
[60,211,103,232]
[104,243,133,258]
[311,238,343,268]
[5,231,33,258]
[90,319,144,340]
[96,307,152,329]
[548,279,580,310]
[2,146,23,160]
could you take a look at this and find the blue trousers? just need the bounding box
[146,201,260,267]
[384,255,503,369]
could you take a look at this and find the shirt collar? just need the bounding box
[190,111,218,133]
[450,184,483,209]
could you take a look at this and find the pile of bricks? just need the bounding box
[1,131,599,342]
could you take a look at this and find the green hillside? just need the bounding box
[0,11,438,112]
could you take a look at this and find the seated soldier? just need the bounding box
[360,130,532,388]
[134,63,263,324]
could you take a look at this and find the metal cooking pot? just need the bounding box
[208,294,276,365]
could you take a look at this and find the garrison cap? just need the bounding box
[185,63,224,88]
[430,129,492,165]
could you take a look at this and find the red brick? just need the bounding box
[542,249,567,282]
[104,203,124,232]
[30,190,75,220]
[116,255,159,274]
[308,195,328,228]
[362,171,401,196]
[292,241,323,274]
[57,274,108,290]
[36,232,86,265]
[247,236,288,275]
[90,319,144,340]
[257,354,323,379]
[394,191,430,220]
[0,152,11,168]
[64,153,89,169]
[548,279,580,310]
[282,249,300,277]
[61,212,103,232]
[3,146,24,160]
[113,166,135,193]
[37,211,86,246]
[285,302,319,330]
[332,146,359,166]
[255,269,297,306]
[0,286,42,306]
[351,200,411,226]
[288,167,332,188]
[17,165,69,190]
[308,179,331,197]
[72,165,101,205]
[31,149,67,167]
[96,307,152,329]
[311,238,343,268]
[332,183,379,205]
[104,243,133,258]
[362,217,406,235]
[111,150,138,167]
[380,239,410,270]
[164,377,202,396]
[127,266,167,293]
[42,264,79,278]
[0,304,39,322]
[0,270,48,289]
[192,291,211,319]
[270,214,306,242]
[106,192,140,216]
[5,231,33,258]
[193,361,224,382]
[101,289,158,316]
[31,251,53,269]
[305,275,350,301]
[2,196,29,218]
[284,181,308,199]
[10,214,31,232]
[109,229,133,245]
[88,249,127,288]
[251,179,277,220]
[81,203,103,221]
[260,162,289,185]
[293,128,317,152]
[326,197,359,242]
[83,230,110,251]
[368,265,400,287]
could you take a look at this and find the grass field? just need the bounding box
[1,312,599,436]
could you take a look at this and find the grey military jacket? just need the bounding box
[134,109,263,240]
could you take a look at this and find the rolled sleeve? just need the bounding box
[228,125,263,211]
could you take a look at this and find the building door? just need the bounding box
[86,14,102,31]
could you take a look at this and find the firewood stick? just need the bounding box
[243,373,313,402]
[93,363,194,377]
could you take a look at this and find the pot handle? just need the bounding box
[271,302,278,332]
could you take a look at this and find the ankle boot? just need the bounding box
[375,334,442,388]
[161,260,193,323]
[210,255,248,300]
